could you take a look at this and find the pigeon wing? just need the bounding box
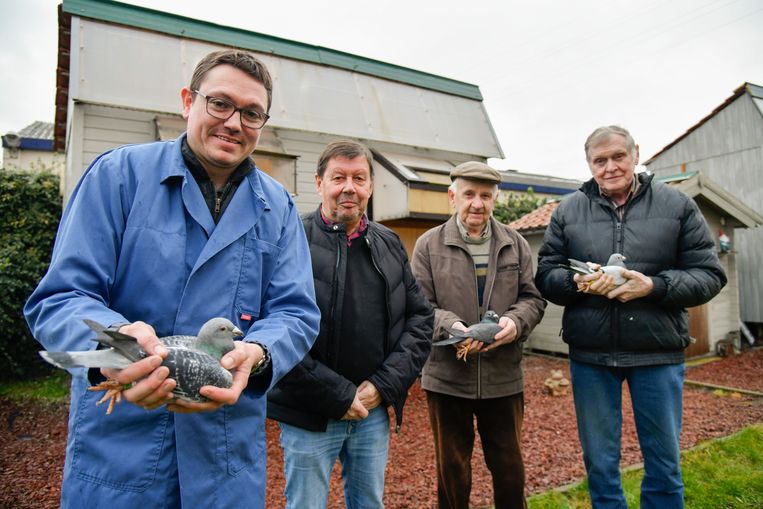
[160,334,197,349]
[466,323,502,344]
[432,335,467,347]
[39,348,132,370]
[164,348,233,402]
[84,319,146,362]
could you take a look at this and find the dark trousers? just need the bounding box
[426,390,526,509]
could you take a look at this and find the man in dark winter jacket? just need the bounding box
[267,139,433,509]
[535,125,727,509]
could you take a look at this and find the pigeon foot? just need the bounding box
[88,380,128,415]
[456,343,470,362]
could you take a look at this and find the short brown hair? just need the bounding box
[190,50,273,112]
[316,139,373,178]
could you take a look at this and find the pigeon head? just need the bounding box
[606,253,626,266]
[482,310,500,323]
[196,318,242,359]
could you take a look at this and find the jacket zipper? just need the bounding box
[327,225,342,365]
[473,262,482,399]
[365,236,401,433]
[612,218,623,366]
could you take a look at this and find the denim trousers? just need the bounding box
[278,406,390,509]
[426,390,526,509]
[570,360,685,509]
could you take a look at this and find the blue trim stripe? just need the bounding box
[499,182,577,195]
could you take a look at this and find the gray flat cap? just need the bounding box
[450,161,501,184]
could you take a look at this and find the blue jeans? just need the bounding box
[279,406,390,509]
[570,361,685,509]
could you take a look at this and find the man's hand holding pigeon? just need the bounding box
[169,341,266,414]
[100,321,263,414]
[101,321,174,412]
[575,265,654,302]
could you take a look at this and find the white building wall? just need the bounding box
[70,17,501,161]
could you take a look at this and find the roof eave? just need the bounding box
[644,82,755,165]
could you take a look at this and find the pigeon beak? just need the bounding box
[233,326,244,339]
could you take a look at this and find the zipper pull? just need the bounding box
[215,194,222,216]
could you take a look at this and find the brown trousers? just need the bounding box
[426,391,526,509]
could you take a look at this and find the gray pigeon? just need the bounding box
[39,317,243,413]
[559,253,628,287]
[433,310,502,347]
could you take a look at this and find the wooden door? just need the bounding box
[686,304,709,358]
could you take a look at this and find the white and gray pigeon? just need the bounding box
[433,310,502,347]
[39,317,243,413]
[559,253,628,287]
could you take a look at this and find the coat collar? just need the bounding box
[162,134,271,275]
[581,171,654,201]
[443,215,514,250]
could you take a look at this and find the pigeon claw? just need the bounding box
[455,342,471,362]
[88,379,128,415]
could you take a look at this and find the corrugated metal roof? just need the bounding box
[644,82,763,165]
[17,121,54,140]
[62,0,483,101]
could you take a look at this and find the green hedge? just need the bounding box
[0,170,61,380]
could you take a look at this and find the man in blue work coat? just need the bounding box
[24,49,320,508]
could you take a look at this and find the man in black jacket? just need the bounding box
[268,139,433,509]
[535,126,726,509]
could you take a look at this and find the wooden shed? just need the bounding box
[511,172,763,358]
[54,0,503,247]
[644,83,763,327]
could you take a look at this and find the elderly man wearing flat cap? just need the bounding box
[412,162,545,509]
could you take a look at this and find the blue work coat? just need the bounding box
[24,135,320,508]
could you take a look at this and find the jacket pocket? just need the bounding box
[224,391,265,476]
[493,262,520,305]
[234,234,283,332]
[70,378,170,491]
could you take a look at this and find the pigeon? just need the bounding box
[39,317,243,414]
[433,311,504,362]
[433,310,502,347]
[558,253,628,289]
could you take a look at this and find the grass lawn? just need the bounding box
[0,370,70,402]
[528,423,763,509]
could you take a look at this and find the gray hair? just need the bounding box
[584,125,637,161]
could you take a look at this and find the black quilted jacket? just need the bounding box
[535,173,726,367]
[268,208,433,431]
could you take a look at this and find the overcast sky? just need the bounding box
[2,0,762,179]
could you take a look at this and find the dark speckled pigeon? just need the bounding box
[433,310,503,347]
[39,317,243,413]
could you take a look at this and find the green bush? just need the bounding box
[0,170,62,380]
[494,187,548,224]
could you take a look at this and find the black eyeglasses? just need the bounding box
[193,90,270,129]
